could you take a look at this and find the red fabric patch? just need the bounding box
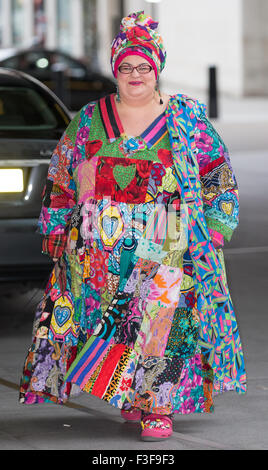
[95,156,152,203]
[42,234,67,258]
[91,344,126,398]
[88,245,109,289]
[85,139,103,159]
[50,191,75,209]
[65,346,78,396]
[199,155,225,177]
[157,149,173,167]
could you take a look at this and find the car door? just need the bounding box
[0,74,71,277]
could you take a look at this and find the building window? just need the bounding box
[11,0,25,46]
[0,0,3,46]
[34,0,46,46]
[56,0,71,53]
[83,0,98,68]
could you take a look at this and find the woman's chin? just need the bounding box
[125,85,150,100]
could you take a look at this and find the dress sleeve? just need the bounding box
[194,111,239,248]
[38,111,81,258]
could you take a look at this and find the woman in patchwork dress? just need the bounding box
[19,11,246,441]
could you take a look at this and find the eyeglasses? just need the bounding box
[118,63,153,74]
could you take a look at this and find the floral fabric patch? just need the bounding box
[95,156,152,203]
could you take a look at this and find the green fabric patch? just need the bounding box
[165,307,199,359]
[113,164,136,189]
[205,216,233,242]
[88,104,170,161]
[65,110,82,144]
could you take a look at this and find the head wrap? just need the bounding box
[111,11,166,79]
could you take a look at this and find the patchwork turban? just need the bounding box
[111,11,166,79]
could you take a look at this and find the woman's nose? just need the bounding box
[131,67,141,76]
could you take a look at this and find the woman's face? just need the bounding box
[116,55,157,103]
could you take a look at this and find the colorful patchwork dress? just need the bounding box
[19,93,246,415]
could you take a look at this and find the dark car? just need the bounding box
[0,68,73,282]
[0,47,116,111]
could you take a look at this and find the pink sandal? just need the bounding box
[121,407,142,422]
[141,413,173,441]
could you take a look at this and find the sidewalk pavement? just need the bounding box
[211,94,268,152]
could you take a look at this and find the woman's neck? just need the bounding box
[114,92,171,138]
[118,92,154,109]
[116,91,170,113]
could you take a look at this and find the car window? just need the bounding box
[50,53,86,77]
[1,56,20,68]
[2,52,50,72]
[1,51,87,78]
[0,86,59,130]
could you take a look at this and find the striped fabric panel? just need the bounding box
[79,342,114,389]
[91,344,126,398]
[64,336,111,387]
[98,94,168,147]
[98,95,124,140]
[143,206,167,244]
[199,155,225,177]
[109,93,125,135]
[141,113,167,148]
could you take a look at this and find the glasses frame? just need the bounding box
[118,63,154,74]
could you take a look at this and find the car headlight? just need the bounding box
[0,168,24,192]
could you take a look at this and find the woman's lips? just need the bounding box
[128,81,143,86]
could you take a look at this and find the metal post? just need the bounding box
[119,0,124,18]
[208,66,218,119]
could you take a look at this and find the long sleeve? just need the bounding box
[194,112,239,248]
[38,112,81,258]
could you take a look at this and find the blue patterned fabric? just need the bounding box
[165,95,246,393]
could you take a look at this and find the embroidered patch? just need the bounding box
[220,201,234,215]
[102,215,119,238]
[49,294,79,345]
[97,204,124,251]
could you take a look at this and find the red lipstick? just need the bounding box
[129,81,143,85]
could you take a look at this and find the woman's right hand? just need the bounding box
[53,258,59,263]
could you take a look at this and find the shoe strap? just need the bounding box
[142,413,172,427]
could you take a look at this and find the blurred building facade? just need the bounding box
[0,0,98,67]
[109,0,268,98]
[0,0,268,97]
